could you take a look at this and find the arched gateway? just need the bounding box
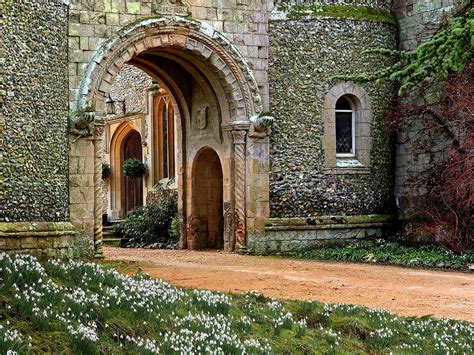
[71,17,271,254]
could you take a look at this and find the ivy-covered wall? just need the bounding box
[1,0,69,223]
[268,10,397,218]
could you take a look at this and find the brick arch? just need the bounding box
[75,16,263,121]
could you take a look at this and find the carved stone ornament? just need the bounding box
[197,106,209,130]
[152,0,191,16]
[70,107,96,141]
[231,129,247,144]
[249,112,274,138]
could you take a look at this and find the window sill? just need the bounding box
[323,159,371,175]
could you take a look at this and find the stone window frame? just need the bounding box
[322,83,372,175]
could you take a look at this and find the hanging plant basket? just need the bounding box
[123,158,146,178]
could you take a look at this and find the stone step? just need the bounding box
[103,238,122,247]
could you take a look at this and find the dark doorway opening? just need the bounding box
[192,148,224,249]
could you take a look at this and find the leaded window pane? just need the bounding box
[162,103,168,178]
[336,97,352,110]
[336,111,352,154]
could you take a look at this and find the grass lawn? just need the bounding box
[1,252,473,354]
[280,240,474,271]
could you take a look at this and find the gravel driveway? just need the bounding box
[104,247,474,322]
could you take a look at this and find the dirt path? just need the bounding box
[104,247,474,322]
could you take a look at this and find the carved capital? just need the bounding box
[223,120,250,144]
[93,117,106,137]
[231,129,247,144]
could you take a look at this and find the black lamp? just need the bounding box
[106,94,126,115]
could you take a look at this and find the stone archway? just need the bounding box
[190,148,224,249]
[72,16,271,254]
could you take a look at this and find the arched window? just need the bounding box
[335,96,355,157]
[322,83,372,173]
[153,95,175,183]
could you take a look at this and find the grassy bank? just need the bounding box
[282,240,474,271]
[1,252,473,354]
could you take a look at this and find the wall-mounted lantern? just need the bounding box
[105,94,126,115]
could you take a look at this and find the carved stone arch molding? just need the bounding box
[72,16,270,253]
[75,16,263,119]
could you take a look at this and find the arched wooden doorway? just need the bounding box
[192,148,224,249]
[122,130,143,215]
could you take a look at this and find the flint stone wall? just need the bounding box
[1,0,69,223]
[268,15,397,218]
[108,64,152,116]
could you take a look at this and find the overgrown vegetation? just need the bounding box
[283,239,474,271]
[334,5,473,251]
[334,6,473,94]
[1,253,473,354]
[114,185,178,248]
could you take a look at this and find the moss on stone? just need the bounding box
[277,5,398,26]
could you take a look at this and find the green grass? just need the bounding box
[281,240,474,270]
[1,252,473,354]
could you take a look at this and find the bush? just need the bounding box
[288,239,474,270]
[123,158,146,178]
[114,186,178,245]
[102,162,111,180]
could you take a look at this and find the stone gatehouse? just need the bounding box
[1,0,458,257]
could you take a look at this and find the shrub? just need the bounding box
[114,186,178,244]
[123,158,146,178]
[101,162,111,180]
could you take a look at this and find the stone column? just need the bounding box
[93,118,106,257]
[228,122,250,252]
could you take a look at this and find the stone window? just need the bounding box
[153,94,175,183]
[322,83,372,174]
[335,96,355,157]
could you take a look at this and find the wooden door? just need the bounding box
[122,130,143,215]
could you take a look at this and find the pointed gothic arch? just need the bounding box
[109,121,142,219]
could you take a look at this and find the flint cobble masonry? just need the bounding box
[1,0,69,223]
[268,17,397,218]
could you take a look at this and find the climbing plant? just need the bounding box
[334,6,473,95]
[334,5,473,251]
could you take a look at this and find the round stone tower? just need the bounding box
[248,0,397,253]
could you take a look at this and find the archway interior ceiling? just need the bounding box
[126,50,227,136]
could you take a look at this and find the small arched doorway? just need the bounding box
[192,148,224,249]
[122,130,143,215]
